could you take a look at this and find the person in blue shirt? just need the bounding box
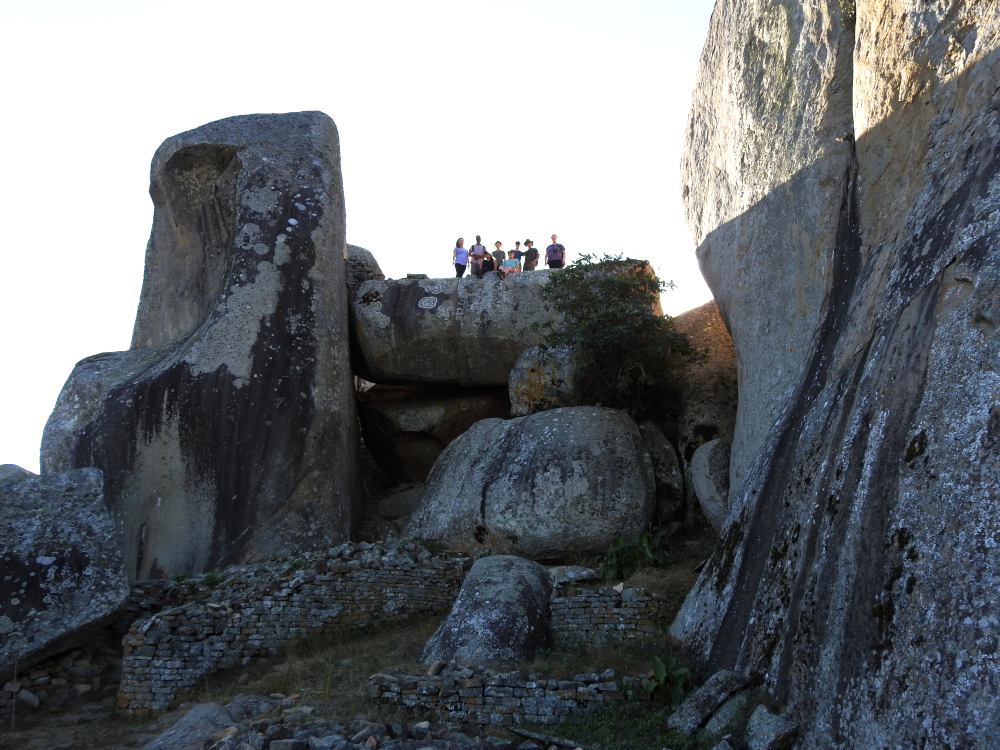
[545,235,566,269]
[453,238,469,277]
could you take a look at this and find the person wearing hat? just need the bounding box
[522,239,539,271]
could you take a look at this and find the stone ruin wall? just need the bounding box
[114,541,669,716]
[368,666,652,728]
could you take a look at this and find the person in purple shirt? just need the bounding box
[545,234,566,269]
[453,237,469,277]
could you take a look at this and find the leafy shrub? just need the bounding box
[536,254,695,419]
[641,654,690,706]
[597,526,672,581]
[202,571,226,587]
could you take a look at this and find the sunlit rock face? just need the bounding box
[673,1,1000,746]
[41,112,362,579]
[349,273,556,387]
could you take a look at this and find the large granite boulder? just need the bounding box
[41,112,362,579]
[358,384,511,483]
[672,1,1000,746]
[0,469,129,684]
[421,555,552,665]
[350,272,556,386]
[404,407,656,559]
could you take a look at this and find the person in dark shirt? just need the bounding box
[545,234,566,269]
[522,239,539,270]
[512,240,524,261]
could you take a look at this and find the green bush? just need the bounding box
[642,654,691,706]
[597,526,672,581]
[537,254,695,419]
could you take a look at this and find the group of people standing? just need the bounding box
[452,234,567,278]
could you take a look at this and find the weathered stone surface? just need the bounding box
[672,301,738,460]
[350,272,556,386]
[40,112,362,579]
[345,243,384,292]
[690,439,731,533]
[376,485,424,521]
[744,705,797,750]
[673,1,1000,747]
[703,689,759,741]
[0,469,129,684]
[141,703,235,750]
[358,385,510,483]
[421,555,551,665]
[508,345,580,417]
[666,670,749,734]
[0,463,34,488]
[403,407,656,559]
[638,420,685,524]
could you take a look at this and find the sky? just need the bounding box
[0,0,717,473]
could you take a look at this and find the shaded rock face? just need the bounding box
[404,407,655,559]
[637,421,685,524]
[690,439,731,534]
[41,112,361,579]
[421,555,552,665]
[345,243,384,294]
[0,469,129,684]
[508,345,580,417]
[673,1,1000,746]
[358,385,511,484]
[350,272,556,386]
[671,301,738,507]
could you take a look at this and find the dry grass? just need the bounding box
[190,616,443,723]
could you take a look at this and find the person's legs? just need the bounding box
[456,263,467,277]
[472,262,483,279]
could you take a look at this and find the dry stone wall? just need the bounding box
[118,542,469,715]
[115,540,667,717]
[549,587,666,648]
[368,665,650,728]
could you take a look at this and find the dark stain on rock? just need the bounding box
[69,153,324,577]
[904,431,927,462]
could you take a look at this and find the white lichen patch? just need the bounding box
[185,261,282,387]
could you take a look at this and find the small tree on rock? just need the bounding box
[536,254,695,419]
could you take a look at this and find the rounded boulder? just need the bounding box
[421,555,552,665]
[403,406,656,559]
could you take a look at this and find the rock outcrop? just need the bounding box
[673,1,1000,746]
[421,555,552,665]
[350,273,556,386]
[404,407,655,559]
[358,385,510,483]
[0,469,129,684]
[345,243,384,294]
[41,112,362,579]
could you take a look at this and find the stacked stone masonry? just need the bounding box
[117,541,668,716]
[368,667,651,727]
[549,587,666,648]
[119,542,469,715]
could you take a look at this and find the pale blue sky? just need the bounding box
[0,0,717,472]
